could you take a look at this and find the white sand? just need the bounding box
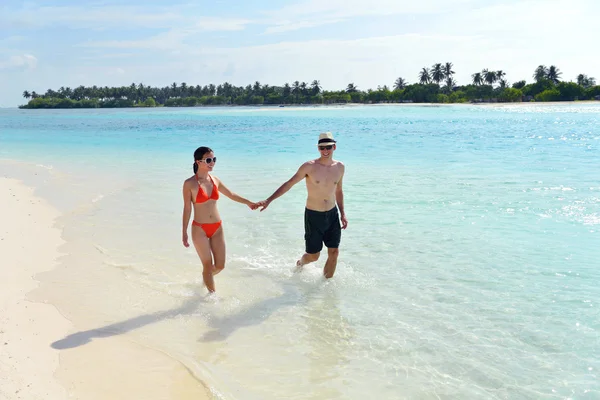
[0,178,70,400]
[0,178,212,400]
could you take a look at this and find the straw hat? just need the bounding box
[317,132,336,146]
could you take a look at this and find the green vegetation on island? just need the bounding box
[19,64,600,109]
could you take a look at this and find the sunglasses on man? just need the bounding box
[318,145,334,151]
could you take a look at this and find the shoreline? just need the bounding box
[0,176,213,400]
[0,177,71,400]
[9,100,600,110]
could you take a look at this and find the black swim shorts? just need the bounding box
[304,207,342,254]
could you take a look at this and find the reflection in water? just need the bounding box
[199,282,299,342]
[304,282,355,400]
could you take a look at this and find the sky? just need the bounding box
[1,0,599,106]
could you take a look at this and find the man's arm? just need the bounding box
[182,181,192,247]
[336,164,348,229]
[259,162,310,211]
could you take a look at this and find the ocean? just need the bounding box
[1,104,599,399]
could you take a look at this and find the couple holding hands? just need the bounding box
[182,132,347,292]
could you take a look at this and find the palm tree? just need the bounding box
[311,80,321,95]
[22,90,31,99]
[292,81,301,101]
[430,63,445,84]
[496,70,506,82]
[346,83,357,93]
[419,68,431,84]
[262,84,271,96]
[73,85,85,101]
[300,81,308,96]
[534,65,548,82]
[393,77,407,90]
[443,62,454,79]
[253,81,261,94]
[445,76,455,92]
[471,72,483,85]
[283,83,291,97]
[30,91,38,99]
[577,74,596,88]
[547,65,562,84]
[483,69,497,86]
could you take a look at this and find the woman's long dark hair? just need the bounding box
[193,146,213,174]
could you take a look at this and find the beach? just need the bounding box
[0,177,211,400]
[0,178,69,400]
[1,104,598,399]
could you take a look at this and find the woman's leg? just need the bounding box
[209,225,226,276]
[191,225,216,292]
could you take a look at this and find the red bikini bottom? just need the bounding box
[192,220,222,238]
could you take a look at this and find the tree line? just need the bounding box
[20,64,600,109]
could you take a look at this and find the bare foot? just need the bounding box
[293,259,305,273]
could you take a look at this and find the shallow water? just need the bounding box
[1,104,599,399]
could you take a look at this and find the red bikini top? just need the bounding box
[195,175,219,203]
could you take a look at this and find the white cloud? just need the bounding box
[195,17,252,31]
[263,19,344,34]
[77,16,252,51]
[0,5,184,29]
[79,30,191,51]
[0,5,252,32]
[262,0,476,33]
[0,54,37,70]
[266,0,474,19]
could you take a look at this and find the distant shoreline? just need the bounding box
[10,100,600,111]
[18,70,600,109]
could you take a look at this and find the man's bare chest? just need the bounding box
[307,168,341,187]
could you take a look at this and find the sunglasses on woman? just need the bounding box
[319,145,333,150]
[199,157,217,164]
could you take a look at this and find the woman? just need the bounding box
[182,146,257,292]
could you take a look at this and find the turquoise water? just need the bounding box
[1,104,599,399]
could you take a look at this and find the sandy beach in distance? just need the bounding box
[0,177,212,400]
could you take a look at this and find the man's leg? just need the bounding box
[322,208,342,278]
[323,247,339,278]
[301,208,323,267]
[297,252,320,267]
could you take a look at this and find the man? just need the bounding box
[258,132,348,278]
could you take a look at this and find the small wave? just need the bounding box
[94,244,108,254]
[35,164,53,170]
[583,215,600,225]
[91,194,104,203]
[103,260,137,270]
[531,186,575,192]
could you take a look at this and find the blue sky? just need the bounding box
[1,0,599,106]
